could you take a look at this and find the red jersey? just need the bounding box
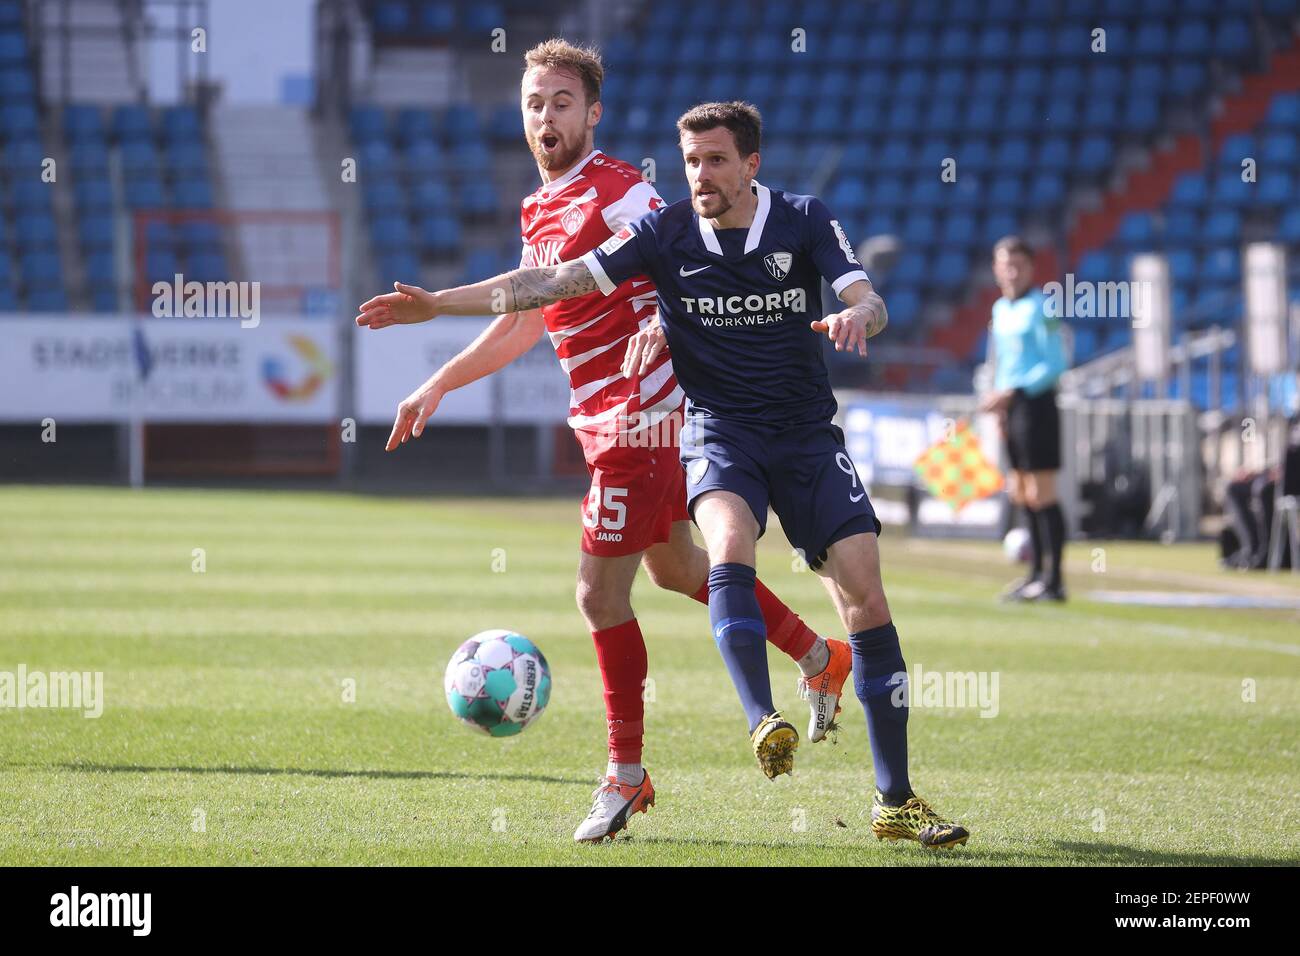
[519,149,680,445]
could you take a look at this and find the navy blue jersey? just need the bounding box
[579,181,869,427]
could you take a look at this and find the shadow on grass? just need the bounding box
[42,762,589,786]
[1049,840,1298,867]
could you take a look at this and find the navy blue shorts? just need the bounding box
[679,415,881,571]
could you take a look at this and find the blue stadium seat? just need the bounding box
[1029,173,1066,207]
[112,105,152,139]
[1266,92,1300,128]
[1116,211,1157,248]
[901,211,937,246]
[1169,62,1208,99]
[26,288,68,312]
[75,179,114,211]
[350,106,387,141]
[372,2,410,36]
[161,106,201,141]
[1075,136,1114,174]
[1171,20,1212,57]
[1202,248,1240,284]
[16,210,57,246]
[0,101,37,134]
[124,180,166,207]
[1278,207,1300,243]
[79,214,115,250]
[0,28,27,63]
[1201,209,1240,244]
[188,252,228,282]
[402,138,446,176]
[20,251,62,282]
[980,211,1017,245]
[179,220,222,251]
[1210,170,1252,206]
[173,180,213,208]
[1256,171,1294,207]
[487,104,519,143]
[84,251,115,284]
[90,286,118,313]
[415,1,455,35]
[10,180,51,211]
[364,180,404,214]
[460,180,498,217]
[418,215,461,254]
[1124,95,1160,132]
[1134,22,1169,56]
[443,105,481,141]
[1214,20,1253,58]
[370,215,414,252]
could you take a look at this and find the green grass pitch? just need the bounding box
[1,485,1297,866]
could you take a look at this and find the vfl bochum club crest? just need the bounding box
[764,251,792,281]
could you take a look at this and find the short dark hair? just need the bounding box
[676,101,762,158]
[993,235,1034,259]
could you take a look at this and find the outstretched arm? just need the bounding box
[385,309,545,451]
[810,278,887,356]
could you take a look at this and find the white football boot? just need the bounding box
[572,771,655,842]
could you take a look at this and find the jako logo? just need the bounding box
[50,886,151,936]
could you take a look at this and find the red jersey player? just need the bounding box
[355,40,852,842]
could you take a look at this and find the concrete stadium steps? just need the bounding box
[36,0,142,104]
[363,47,462,106]
[209,105,334,296]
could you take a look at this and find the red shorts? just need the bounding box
[575,427,689,557]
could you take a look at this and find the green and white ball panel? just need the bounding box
[444,631,552,736]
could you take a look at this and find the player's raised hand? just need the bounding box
[622,312,667,378]
[811,310,869,356]
[355,282,439,330]
[386,381,444,451]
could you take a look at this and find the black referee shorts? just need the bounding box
[1005,388,1061,472]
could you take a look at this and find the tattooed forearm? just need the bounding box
[845,293,888,338]
[504,261,598,311]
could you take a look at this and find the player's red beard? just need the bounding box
[528,126,584,171]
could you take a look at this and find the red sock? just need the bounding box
[689,578,818,662]
[590,618,647,764]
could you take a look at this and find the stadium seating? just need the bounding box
[0,0,64,311]
[63,102,226,311]
[343,0,1297,391]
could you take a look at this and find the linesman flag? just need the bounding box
[913,419,1003,512]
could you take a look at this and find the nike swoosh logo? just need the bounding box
[850,491,865,502]
[679,265,711,277]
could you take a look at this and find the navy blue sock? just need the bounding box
[708,562,774,733]
[849,622,911,803]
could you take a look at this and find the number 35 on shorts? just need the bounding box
[582,484,628,531]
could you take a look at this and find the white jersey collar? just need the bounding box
[536,148,602,199]
[697,180,770,257]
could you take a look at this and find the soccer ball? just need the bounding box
[444,629,552,737]
[1003,527,1032,563]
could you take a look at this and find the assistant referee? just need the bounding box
[980,236,1069,602]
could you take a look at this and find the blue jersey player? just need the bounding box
[401,101,968,850]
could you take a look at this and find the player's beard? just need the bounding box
[692,186,732,219]
[529,127,584,172]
